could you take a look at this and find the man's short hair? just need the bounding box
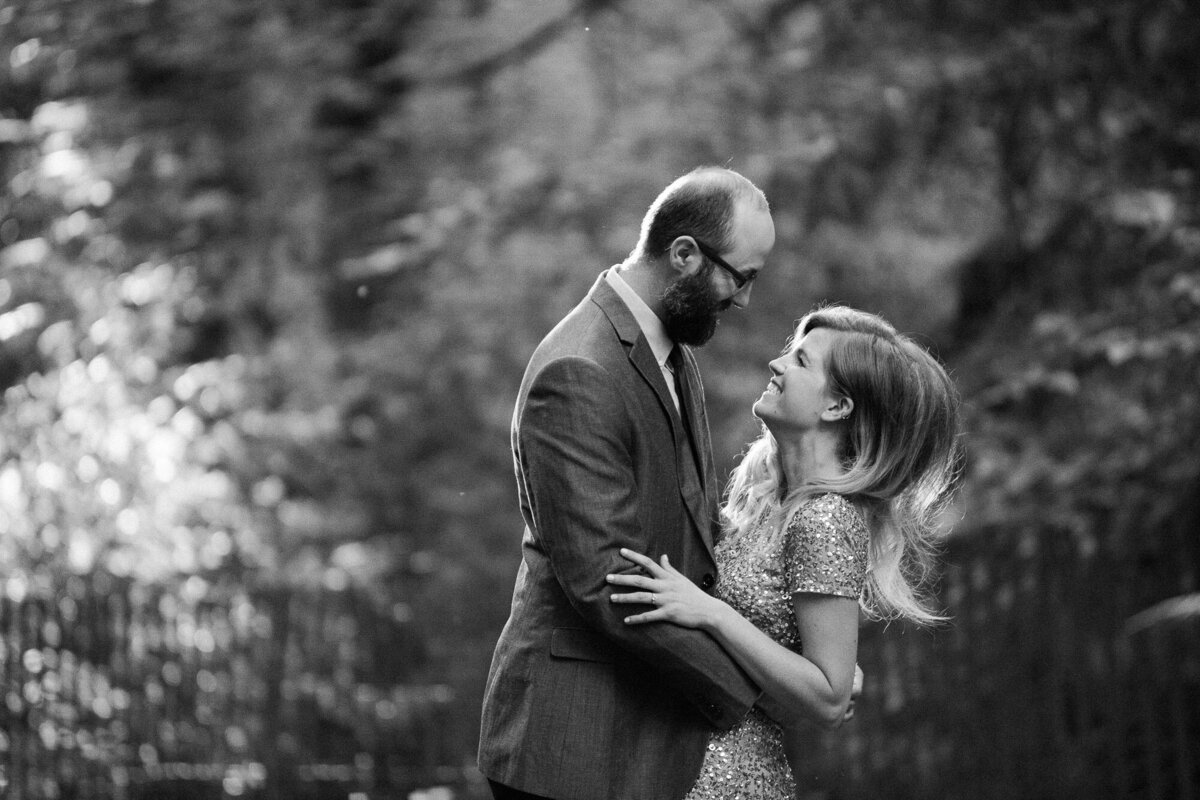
[634,167,769,260]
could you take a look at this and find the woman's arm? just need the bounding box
[609,549,860,729]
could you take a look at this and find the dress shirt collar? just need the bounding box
[605,267,674,368]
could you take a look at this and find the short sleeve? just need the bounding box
[784,494,869,599]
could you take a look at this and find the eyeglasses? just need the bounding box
[688,236,756,290]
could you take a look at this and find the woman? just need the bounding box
[607,305,962,799]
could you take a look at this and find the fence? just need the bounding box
[3,517,1197,799]
[0,570,473,800]
[793,512,1200,799]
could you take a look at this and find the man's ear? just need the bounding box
[821,395,854,422]
[668,236,705,277]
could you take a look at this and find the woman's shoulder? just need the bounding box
[790,492,868,537]
[784,492,871,596]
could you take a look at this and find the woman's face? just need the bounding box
[753,326,842,432]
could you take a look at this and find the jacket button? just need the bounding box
[701,573,715,590]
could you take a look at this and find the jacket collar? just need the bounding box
[603,268,674,368]
[588,270,643,346]
[588,270,717,561]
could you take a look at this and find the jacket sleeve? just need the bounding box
[517,355,760,729]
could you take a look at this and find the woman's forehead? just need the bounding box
[792,325,839,348]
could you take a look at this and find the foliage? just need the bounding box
[0,0,1197,797]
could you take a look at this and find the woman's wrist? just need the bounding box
[702,596,734,635]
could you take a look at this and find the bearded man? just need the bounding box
[479,166,776,800]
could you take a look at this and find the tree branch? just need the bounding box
[692,0,811,43]
[406,0,618,87]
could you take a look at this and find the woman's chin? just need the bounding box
[752,400,775,426]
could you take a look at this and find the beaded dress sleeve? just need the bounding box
[784,493,869,600]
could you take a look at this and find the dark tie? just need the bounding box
[668,347,703,473]
[667,347,689,426]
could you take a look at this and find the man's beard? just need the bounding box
[661,264,730,346]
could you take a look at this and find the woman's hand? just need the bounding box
[607,548,725,630]
[845,662,864,722]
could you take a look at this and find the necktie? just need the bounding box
[667,347,687,422]
[669,346,706,499]
[669,347,698,444]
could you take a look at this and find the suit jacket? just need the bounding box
[478,272,760,800]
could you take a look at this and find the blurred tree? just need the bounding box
[1,0,1197,796]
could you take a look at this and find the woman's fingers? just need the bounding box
[619,548,662,574]
[609,591,657,605]
[621,610,665,625]
[606,573,652,589]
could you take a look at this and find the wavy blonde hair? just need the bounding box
[722,306,963,624]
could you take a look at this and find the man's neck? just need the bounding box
[614,258,667,319]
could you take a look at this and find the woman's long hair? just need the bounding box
[722,306,963,624]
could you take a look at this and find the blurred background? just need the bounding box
[1,0,1198,798]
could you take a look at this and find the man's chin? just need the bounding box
[672,323,718,347]
[696,318,721,346]
[665,310,723,347]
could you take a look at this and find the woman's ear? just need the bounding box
[668,236,705,277]
[821,395,854,422]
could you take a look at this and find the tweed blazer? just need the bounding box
[478,272,759,800]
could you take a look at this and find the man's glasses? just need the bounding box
[688,236,755,290]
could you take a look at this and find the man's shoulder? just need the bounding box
[535,291,625,361]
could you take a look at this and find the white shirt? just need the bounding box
[605,267,680,413]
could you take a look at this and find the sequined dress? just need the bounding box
[684,493,869,800]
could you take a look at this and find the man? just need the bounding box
[479,167,776,800]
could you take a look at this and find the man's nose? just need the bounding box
[729,283,753,309]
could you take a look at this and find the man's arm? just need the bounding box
[518,356,759,728]
[609,550,865,729]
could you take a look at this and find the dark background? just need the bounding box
[0,1,1197,798]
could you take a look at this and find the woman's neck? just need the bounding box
[775,430,843,498]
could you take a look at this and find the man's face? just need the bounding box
[662,199,775,346]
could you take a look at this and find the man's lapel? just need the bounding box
[589,274,716,560]
[590,275,678,424]
[675,346,717,558]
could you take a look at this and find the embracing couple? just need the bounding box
[478,167,962,800]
